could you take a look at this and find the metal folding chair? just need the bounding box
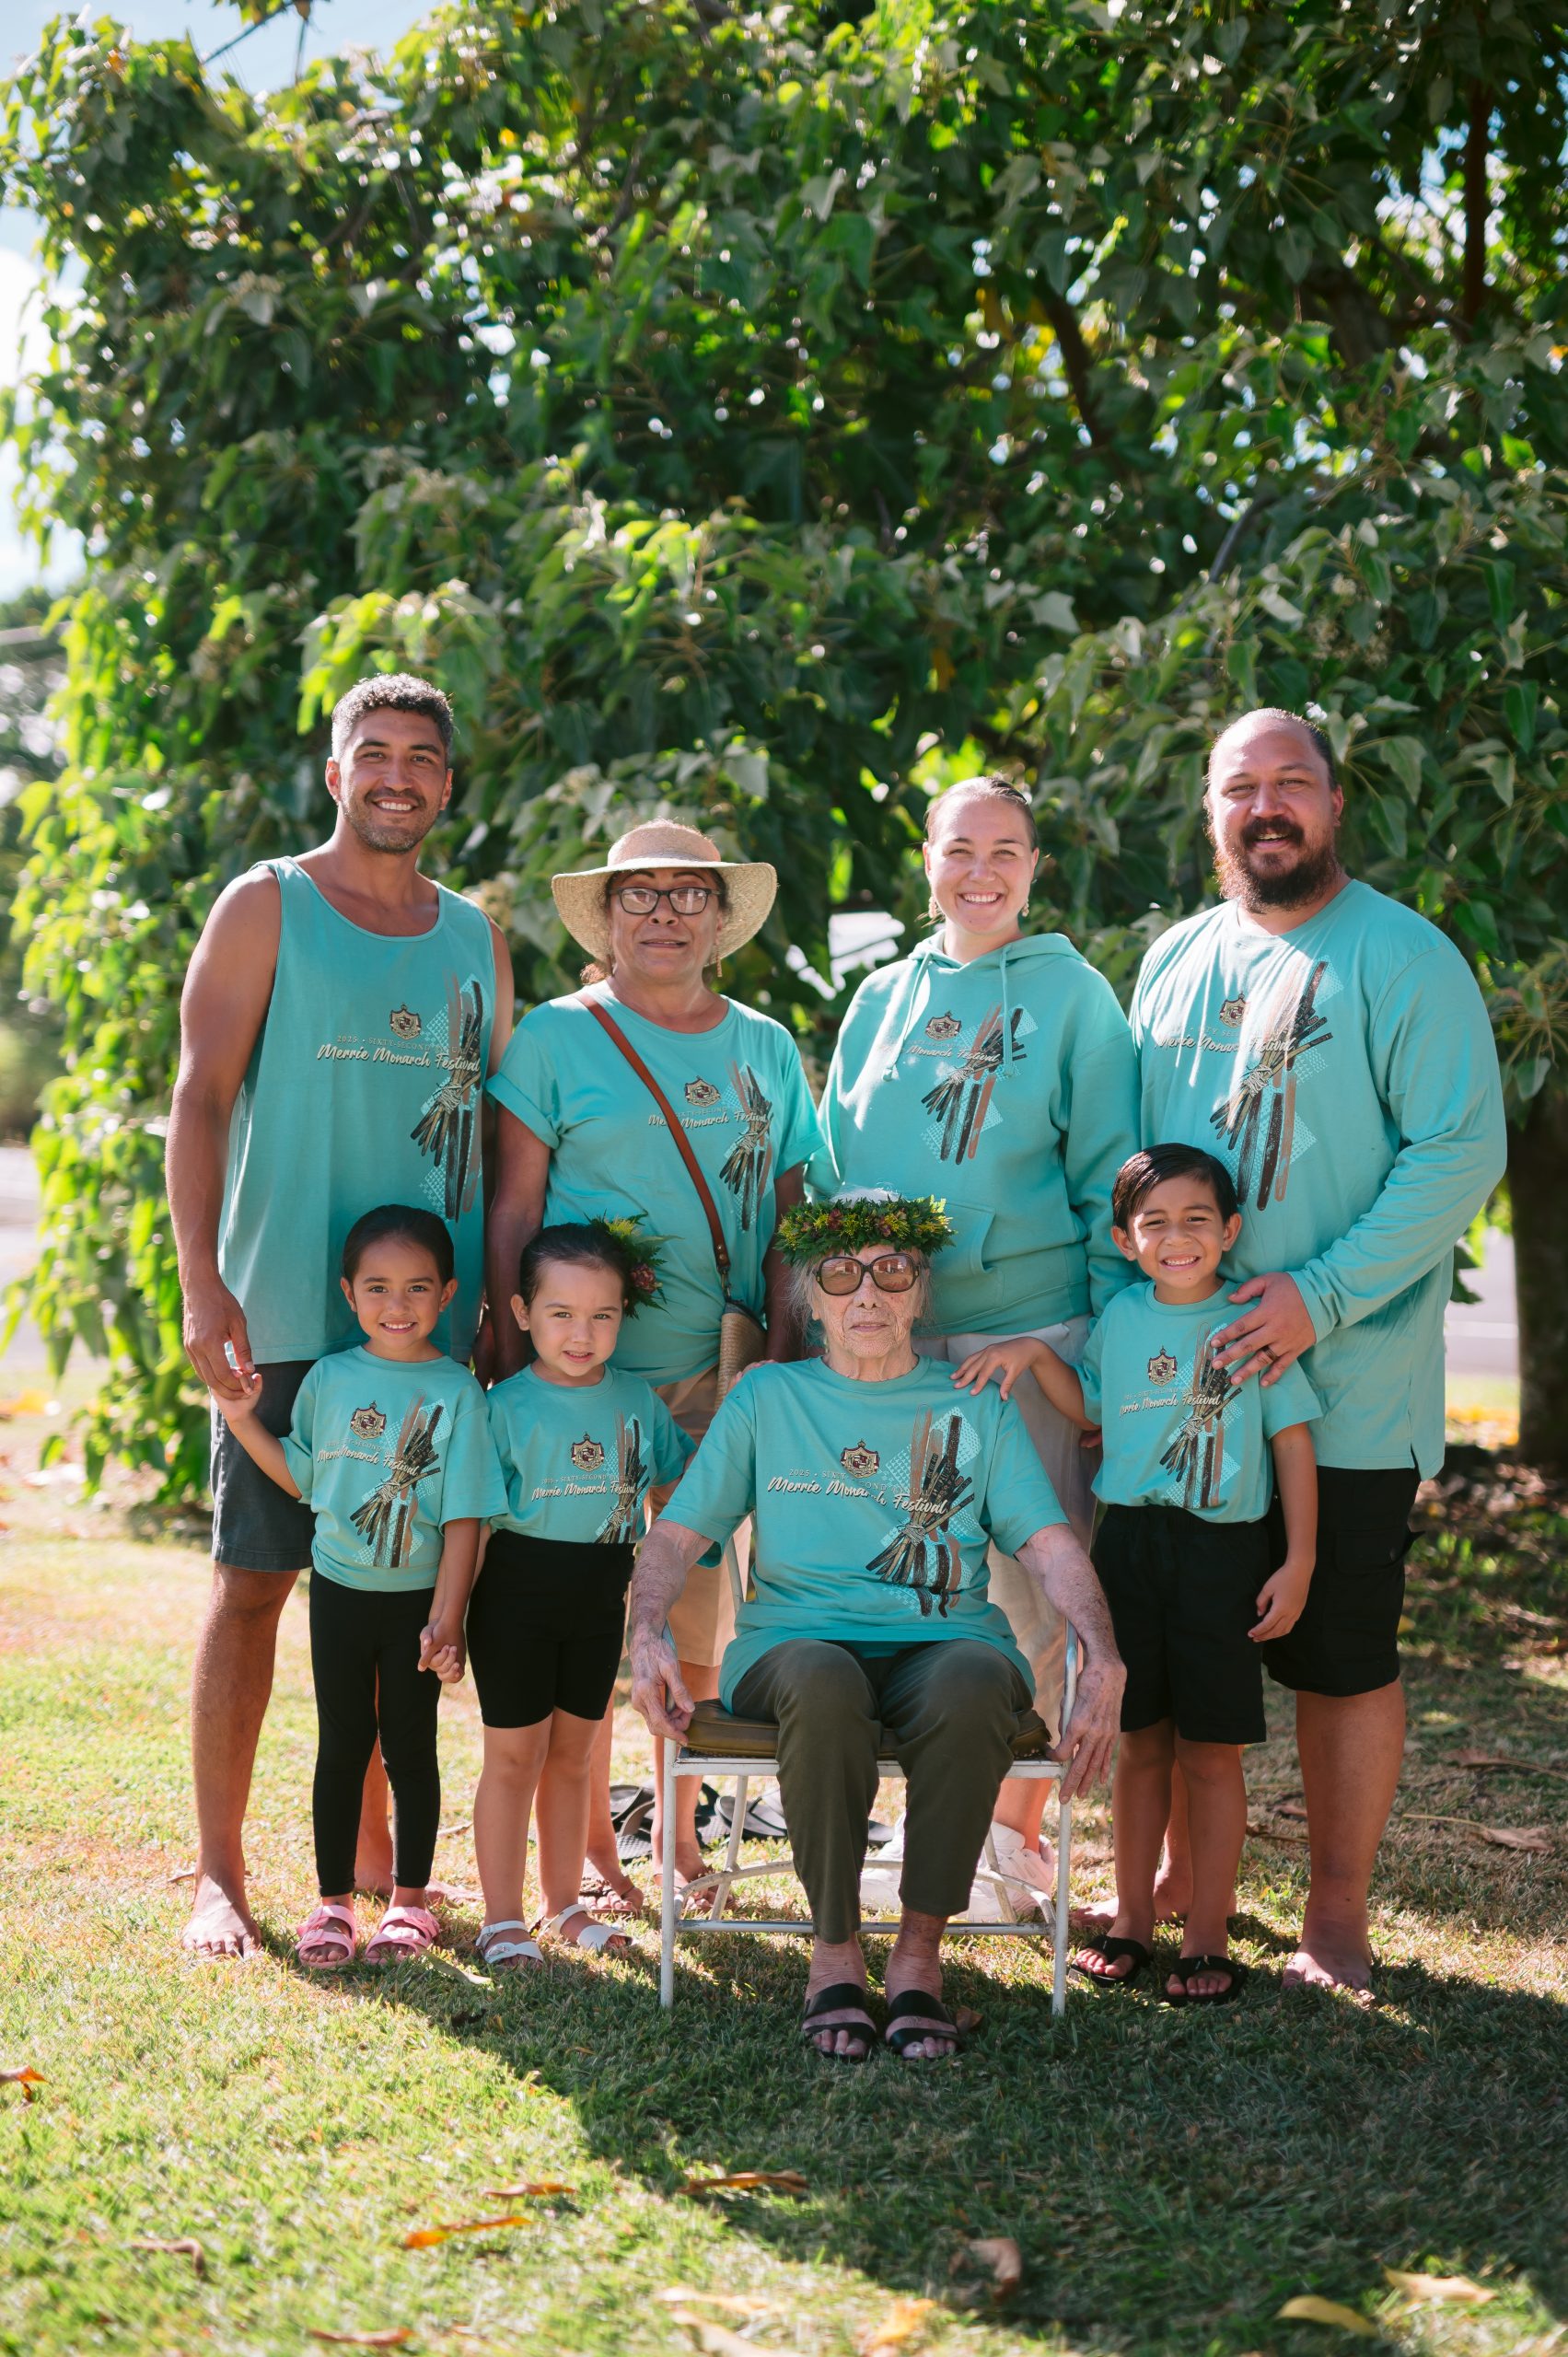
[658,1621,1076,2013]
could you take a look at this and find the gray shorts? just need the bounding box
[209,1360,316,1573]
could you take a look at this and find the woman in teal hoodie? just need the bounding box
[818,778,1138,1897]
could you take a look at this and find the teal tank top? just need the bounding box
[217,859,495,1364]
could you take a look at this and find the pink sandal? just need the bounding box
[364,1903,441,1965]
[296,1902,357,1971]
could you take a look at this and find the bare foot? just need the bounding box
[580,1860,645,1919]
[1070,1889,1187,1933]
[354,1840,396,1899]
[885,1915,958,2061]
[182,1872,261,1959]
[803,1938,875,2060]
[1282,1937,1373,1993]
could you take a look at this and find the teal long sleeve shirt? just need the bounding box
[1132,880,1506,1476]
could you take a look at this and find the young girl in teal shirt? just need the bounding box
[469,1223,691,1968]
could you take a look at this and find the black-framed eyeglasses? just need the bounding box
[613,883,716,916]
[815,1253,919,1296]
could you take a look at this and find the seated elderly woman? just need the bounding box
[628,1192,1125,2063]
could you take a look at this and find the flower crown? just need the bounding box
[588,1215,667,1313]
[774,1190,954,1265]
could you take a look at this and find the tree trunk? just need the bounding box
[1462,81,1490,326]
[1507,1090,1568,1472]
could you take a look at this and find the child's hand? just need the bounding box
[419,1618,466,1678]
[1251,1559,1313,1643]
[951,1339,1041,1401]
[211,1367,264,1429]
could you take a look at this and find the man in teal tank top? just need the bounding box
[167,674,514,1958]
[1131,708,1504,1993]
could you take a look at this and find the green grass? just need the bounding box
[1,1411,1565,2357]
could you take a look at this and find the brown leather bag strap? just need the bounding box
[580,995,732,1281]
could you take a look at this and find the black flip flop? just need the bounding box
[883,1989,968,2060]
[1164,1952,1247,2007]
[1069,1935,1152,1990]
[800,1980,877,2062]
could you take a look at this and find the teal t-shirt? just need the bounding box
[486,1364,693,1545]
[1132,881,1505,1476]
[662,1357,1064,1708]
[485,986,823,1386]
[218,859,496,1364]
[816,932,1139,1334]
[1079,1283,1318,1523]
[283,1349,506,1592]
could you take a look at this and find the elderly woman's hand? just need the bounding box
[1049,1654,1125,1803]
[630,1625,696,1744]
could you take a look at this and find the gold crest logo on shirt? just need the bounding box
[924,1011,963,1042]
[1147,1350,1178,1387]
[841,1440,880,1478]
[350,1404,387,1439]
[389,1004,423,1039]
[1218,995,1247,1028]
[684,1077,722,1108]
[570,1435,606,1472]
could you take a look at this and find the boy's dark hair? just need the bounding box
[1112,1144,1239,1229]
[517,1222,637,1313]
[341,1203,456,1286]
[331,672,454,761]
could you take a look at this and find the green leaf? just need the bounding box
[1504,681,1538,752]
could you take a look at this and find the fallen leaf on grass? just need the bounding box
[957,2238,1022,2301]
[857,2296,938,2354]
[478,2183,575,2200]
[127,2236,207,2276]
[1276,2295,1375,2334]
[1273,1800,1309,1820]
[308,2332,414,2349]
[1,2067,43,2101]
[1384,2269,1494,2305]
[1481,1826,1551,1852]
[1455,1750,1568,1778]
[1247,1818,1307,1844]
[167,1866,197,1884]
[656,2290,778,2319]
[0,1389,52,1418]
[437,1821,472,1838]
[668,2308,807,2357]
[678,2170,808,2199]
[401,2215,529,2248]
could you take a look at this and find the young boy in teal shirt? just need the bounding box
[952,1144,1318,2006]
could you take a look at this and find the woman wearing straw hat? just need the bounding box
[485,821,822,1901]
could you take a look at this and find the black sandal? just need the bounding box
[883,1989,967,2061]
[800,1981,877,2062]
[1069,1935,1152,1990]
[1164,1953,1247,2007]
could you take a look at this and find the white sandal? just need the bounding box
[538,1906,631,1954]
[475,1919,542,1971]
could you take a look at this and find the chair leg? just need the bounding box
[1051,1791,1073,2016]
[709,1772,749,1918]
[660,1736,677,2009]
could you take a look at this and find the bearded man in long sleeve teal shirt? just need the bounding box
[1131,708,1505,1993]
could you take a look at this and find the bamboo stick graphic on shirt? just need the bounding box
[717,1063,775,1231]
[1211,959,1332,1209]
[867,1411,974,1617]
[1157,1335,1233,1513]
[412,978,486,1219]
[594,1415,647,1546]
[350,1398,446,1568]
[920,1006,1025,1162]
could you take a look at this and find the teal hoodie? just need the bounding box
[815,930,1140,1335]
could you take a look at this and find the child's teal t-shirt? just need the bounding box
[662,1357,1063,1709]
[486,1364,693,1546]
[283,1349,506,1591]
[1078,1283,1319,1524]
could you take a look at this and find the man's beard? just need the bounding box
[1211,823,1342,912]
[343,797,439,854]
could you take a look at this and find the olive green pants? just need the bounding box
[730,1638,1032,1945]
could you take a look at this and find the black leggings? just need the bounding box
[308,1573,441,1898]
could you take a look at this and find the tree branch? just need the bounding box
[1037,286,1107,447]
[1462,78,1490,326]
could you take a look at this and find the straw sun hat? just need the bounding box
[550,821,778,966]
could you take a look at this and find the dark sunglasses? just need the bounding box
[815,1253,919,1295]
[613,883,715,915]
